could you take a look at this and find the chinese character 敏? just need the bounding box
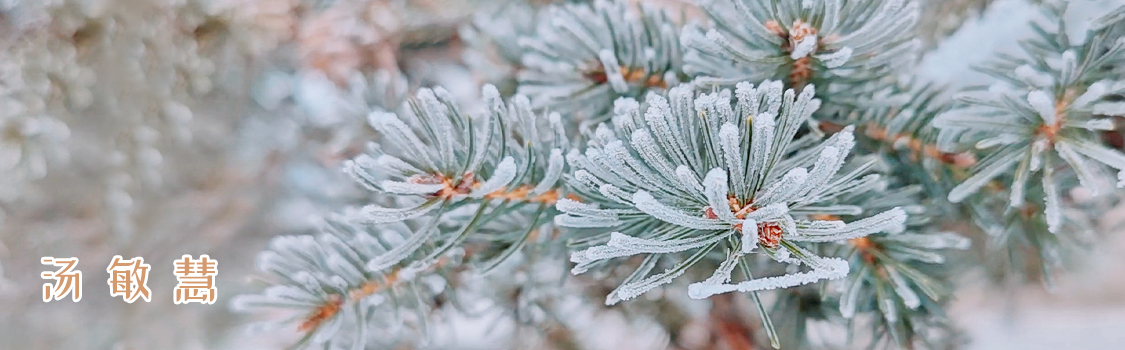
[173,254,217,304]
[106,255,151,303]
[41,257,82,302]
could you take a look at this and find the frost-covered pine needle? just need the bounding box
[558,80,907,304]
[516,0,686,124]
[683,0,921,109]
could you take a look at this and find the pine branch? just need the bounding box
[516,0,686,124]
[932,6,1125,233]
[684,0,921,112]
[232,217,461,349]
[559,80,906,304]
[344,84,570,273]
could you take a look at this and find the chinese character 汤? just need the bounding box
[173,254,217,304]
[41,257,82,302]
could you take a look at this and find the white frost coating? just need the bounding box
[1060,50,1077,84]
[1094,102,1125,116]
[753,167,808,205]
[816,47,853,68]
[598,49,629,92]
[633,191,728,230]
[380,180,445,195]
[415,89,456,167]
[370,155,421,178]
[797,220,846,230]
[366,222,435,272]
[1093,6,1125,30]
[703,169,737,221]
[481,83,499,102]
[599,184,633,204]
[1044,163,1063,233]
[839,269,864,318]
[798,128,854,199]
[630,129,678,177]
[608,270,682,304]
[1014,65,1054,88]
[594,124,616,145]
[748,109,776,184]
[1030,139,1048,171]
[645,94,694,168]
[1009,156,1029,207]
[614,98,641,124]
[1027,90,1057,125]
[790,35,818,59]
[741,219,758,254]
[1073,81,1108,108]
[1071,140,1125,170]
[606,141,667,190]
[934,111,1024,132]
[585,148,628,187]
[880,293,900,323]
[470,157,517,198]
[343,160,380,192]
[886,267,921,309]
[397,259,433,282]
[801,146,841,193]
[572,169,603,190]
[975,134,1022,149]
[743,203,789,221]
[360,200,441,224]
[556,198,637,217]
[1083,119,1115,131]
[687,258,849,299]
[948,150,1021,202]
[883,232,971,250]
[718,124,747,198]
[702,253,741,287]
[790,208,906,242]
[675,165,705,194]
[600,232,725,255]
[533,149,566,194]
[326,255,364,285]
[549,112,567,143]
[555,214,621,228]
[368,111,437,169]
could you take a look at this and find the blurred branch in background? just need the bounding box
[2,0,1125,350]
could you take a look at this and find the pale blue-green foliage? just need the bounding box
[228,1,1125,349]
[231,214,452,350]
[460,0,541,88]
[557,80,906,305]
[516,0,685,125]
[934,2,1125,233]
[343,85,569,274]
[831,183,970,347]
[935,83,1125,232]
[683,0,920,109]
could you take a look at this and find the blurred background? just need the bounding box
[1,0,1124,349]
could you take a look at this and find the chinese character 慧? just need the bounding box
[172,254,217,304]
